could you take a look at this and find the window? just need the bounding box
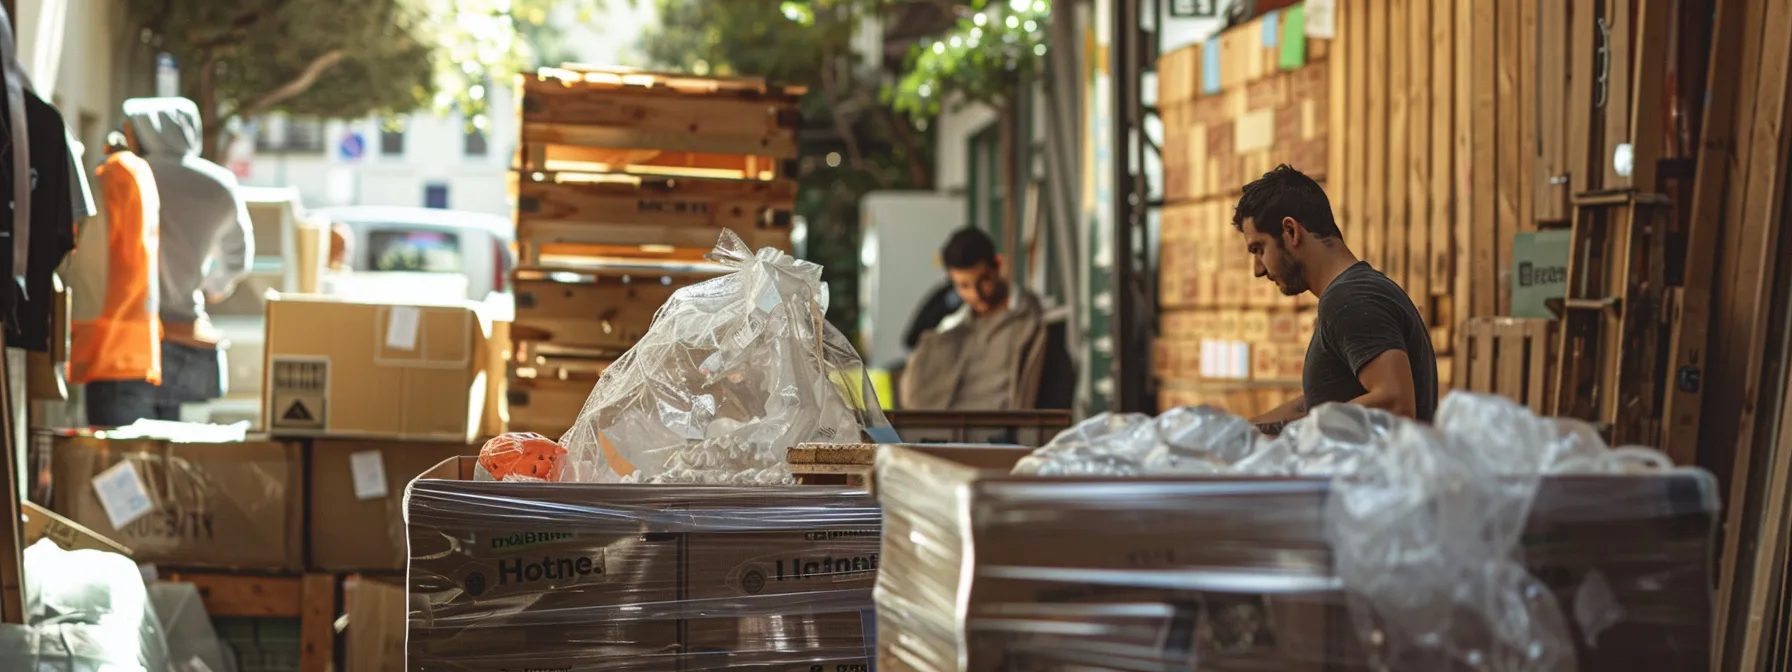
[252,116,326,153]
[367,229,462,273]
[464,126,488,157]
[424,183,450,209]
[380,119,406,157]
[966,122,1005,251]
[284,117,325,153]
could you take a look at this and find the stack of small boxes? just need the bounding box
[505,66,804,436]
[1156,9,1330,418]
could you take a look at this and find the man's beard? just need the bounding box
[979,279,1010,309]
[1270,251,1309,295]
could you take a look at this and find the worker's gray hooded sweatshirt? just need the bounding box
[122,97,252,330]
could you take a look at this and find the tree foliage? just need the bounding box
[886,0,1050,122]
[124,0,593,159]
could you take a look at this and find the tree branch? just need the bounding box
[226,49,347,121]
[186,1,282,51]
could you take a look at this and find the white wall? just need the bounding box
[241,83,518,217]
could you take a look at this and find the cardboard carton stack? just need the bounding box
[873,443,1717,671]
[404,457,877,671]
[506,66,804,437]
[1156,9,1329,418]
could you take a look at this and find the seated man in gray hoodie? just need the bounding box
[84,98,253,425]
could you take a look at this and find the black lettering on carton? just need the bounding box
[120,510,216,542]
[496,552,605,586]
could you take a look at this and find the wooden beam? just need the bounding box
[1366,0,1389,274]
[1602,0,1634,189]
[1471,0,1497,318]
[1518,0,1538,235]
[1429,0,1454,303]
[1406,0,1432,316]
[1567,0,1599,197]
[1535,0,1571,223]
[1387,0,1410,297]
[1716,0,1792,666]
[1327,3,1348,232]
[1496,0,1522,316]
[1345,0,1368,246]
[301,574,337,672]
[1662,0,1750,465]
[1453,0,1474,374]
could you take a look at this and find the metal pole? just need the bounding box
[1111,0,1153,413]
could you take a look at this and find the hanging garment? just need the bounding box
[0,90,96,352]
[121,97,252,348]
[69,149,161,385]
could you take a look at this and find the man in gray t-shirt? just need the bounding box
[1227,165,1437,435]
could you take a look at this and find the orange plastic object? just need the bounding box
[478,432,568,481]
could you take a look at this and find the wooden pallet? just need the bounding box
[516,219,790,266]
[1459,317,1556,415]
[521,72,802,160]
[787,443,876,486]
[516,142,795,182]
[511,265,719,352]
[507,354,612,437]
[518,173,797,231]
[160,571,338,672]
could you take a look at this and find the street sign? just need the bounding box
[338,132,366,162]
[1169,0,1218,18]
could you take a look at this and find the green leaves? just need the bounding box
[887,0,1051,123]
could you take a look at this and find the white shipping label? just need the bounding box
[386,305,422,351]
[350,450,390,500]
[92,459,155,529]
[1306,0,1336,38]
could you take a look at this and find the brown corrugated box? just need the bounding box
[874,444,1717,672]
[49,434,303,569]
[263,296,500,443]
[307,438,481,571]
[405,457,876,670]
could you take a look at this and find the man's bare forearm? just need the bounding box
[1251,395,1307,436]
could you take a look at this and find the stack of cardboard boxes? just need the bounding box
[405,457,877,671]
[506,66,804,437]
[1156,10,1330,419]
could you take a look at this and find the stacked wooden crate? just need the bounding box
[506,66,804,436]
[1155,9,1328,418]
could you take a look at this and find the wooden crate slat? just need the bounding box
[1429,0,1455,300]
[517,173,796,232]
[1495,319,1527,401]
[1405,0,1431,316]
[522,74,800,158]
[1344,0,1367,245]
[512,278,686,351]
[521,142,789,181]
[1495,0,1520,317]
[1386,0,1410,297]
[516,219,791,265]
[1535,0,1571,223]
[1470,0,1497,318]
[507,373,602,438]
[542,64,807,98]
[1364,0,1388,274]
[1601,0,1634,190]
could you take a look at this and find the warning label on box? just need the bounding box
[270,356,328,430]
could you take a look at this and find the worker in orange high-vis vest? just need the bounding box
[72,132,163,426]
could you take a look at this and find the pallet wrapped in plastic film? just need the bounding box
[873,394,1718,671]
[405,456,880,671]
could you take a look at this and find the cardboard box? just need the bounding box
[406,457,878,669]
[684,612,873,671]
[308,438,480,571]
[345,576,407,672]
[263,296,497,442]
[49,434,302,569]
[874,444,1718,672]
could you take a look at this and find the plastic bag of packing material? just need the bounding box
[1006,392,1679,672]
[559,231,889,484]
[0,539,172,671]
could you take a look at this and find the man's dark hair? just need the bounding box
[1232,164,1340,240]
[941,227,998,269]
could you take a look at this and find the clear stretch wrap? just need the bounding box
[875,393,1715,671]
[558,231,888,485]
[404,474,881,671]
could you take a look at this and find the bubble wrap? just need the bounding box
[557,231,888,485]
[1009,392,1676,672]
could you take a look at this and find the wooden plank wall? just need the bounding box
[1155,10,1330,419]
[1155,0,1547,410]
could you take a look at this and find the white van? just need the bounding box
[315,206,517,304]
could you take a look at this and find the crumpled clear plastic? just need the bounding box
[1007,392,1677,672]
[0,539,172,671]
[558,231,889,485]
